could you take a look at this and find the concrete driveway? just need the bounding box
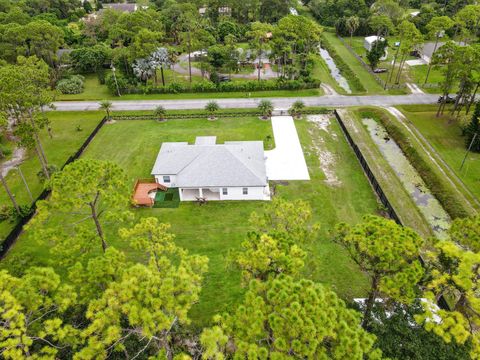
[265,116,310,180]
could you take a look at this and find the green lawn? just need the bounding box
[0,111,103,240]
[2,114,380,326]
[57,73,322,101]
[322,32,388,94]
[311,54,348,95]
[347,36,449,94]
[397,105,480,204]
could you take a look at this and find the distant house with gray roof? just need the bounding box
[151,136,270,201]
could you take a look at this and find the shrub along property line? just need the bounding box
[359,107,470,219]
[0,116,108,259]
[320,35,366,93]
[107,77,321,96]
[111,108,332,120]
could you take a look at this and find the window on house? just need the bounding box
[222,188,228,195]
[242,187,248,195]
[163,176,171,183]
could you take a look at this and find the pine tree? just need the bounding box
[465,102,480,152]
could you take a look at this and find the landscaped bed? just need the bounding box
[1,114,380,326]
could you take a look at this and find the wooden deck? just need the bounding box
[132,179,167,206]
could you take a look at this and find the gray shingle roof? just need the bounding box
[151,139,267,187]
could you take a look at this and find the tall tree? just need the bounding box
[31,159,131,263]
[201,275,382,359]
[464,102,480,152]
[346,15,360,45]
[432,41,462,116]
[76,218,208,360]
[247,22,274,81]
[149,47,170,86]
[0,267,79,359]
[0,56,53,179]
[388,20,419,84]
[424,16,455,85]
[232,199,319,284]
[334,215,424,328]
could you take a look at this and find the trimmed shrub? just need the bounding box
[56,75,85,94]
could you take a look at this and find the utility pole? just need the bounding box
[460,133,478,171]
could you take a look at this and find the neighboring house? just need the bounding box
[199,6,231,16]
[86,2,148,20]
[151,136,270,201]
[102,3,147,12]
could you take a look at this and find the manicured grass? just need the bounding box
[57,74,322,101]
[396,105,480,205]
[0,111,103,240]
[322,32,386,94]
[2,115,380,326]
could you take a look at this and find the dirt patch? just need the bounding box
[1,147,26,177]
[307,115,341,186]
[106,119,117,124]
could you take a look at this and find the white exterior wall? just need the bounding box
[154,174,177,187]
[219,186,267,200]
[179,186,269,201]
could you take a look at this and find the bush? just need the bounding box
[105,72,130,95]
[110,77,321,96]
[0,205,31,223]
[56,75,85,94]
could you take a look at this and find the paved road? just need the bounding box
[53,94,439,111]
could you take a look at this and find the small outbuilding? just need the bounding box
[364,36,388,60]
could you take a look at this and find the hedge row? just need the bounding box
[359,108,470,219]
[106,75,321,95]
[320,36,366,94]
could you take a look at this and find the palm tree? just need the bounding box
[149,48,170,86]
[205,101,220,120]
[289,100,305,119]
[99,100,112,120]
[132,58,155,85]
[258,100,273,119]
[346,16,360,46]
[154,106,167,122]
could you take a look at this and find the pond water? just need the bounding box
[362,118,451,238]
[319,47,352,94]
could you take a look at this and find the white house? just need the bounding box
[364,36,388,60]
[151,136,270,201]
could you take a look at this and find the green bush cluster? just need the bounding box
[360,108,470,219]
[105,75,321,96]
[56,74,85,94]
[320,36,366,93]
[0,205,31,223]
